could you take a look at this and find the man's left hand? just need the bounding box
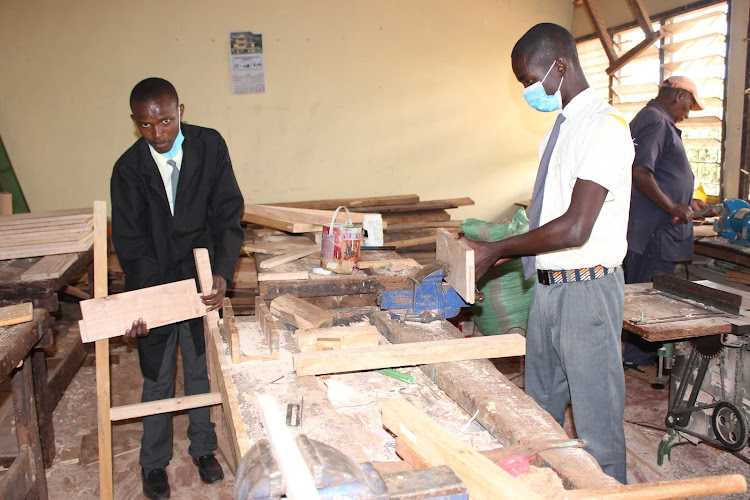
[201,275,227,312]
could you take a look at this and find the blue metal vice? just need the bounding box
[377,263,470,322]
[714,198,750,246]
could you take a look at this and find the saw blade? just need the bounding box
[691,335,724,359]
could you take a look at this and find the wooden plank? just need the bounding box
[0,220,92,236]
[91,201,113,500]
[0,207,92,226]
[258,243,320,269]
[0,302,32,327]
[0,227,90,247]
[256,394,321,500]
[382,210,451,224]
[295,325,381,352]
[270,294,334,330]
[247,204,372,225]
[19,254,78,281]
[293,334,525,376]
[243,240,317,255]
[653,271,741,315]
[194,248,249,471]
[694,237,750,267]
[350,197,474,214]
[0,232,94,260]
[269,194,420,210]
[567,474,746,499]
[436,227,475,303]
[356,259,421,270]
[78,279,206,342]
[257,271,310,282]
[381,398,542,500]
[371,312,617,490]
[242,212,322,233]
[110,393,222,421]
[386,220,464,232]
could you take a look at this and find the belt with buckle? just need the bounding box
[537,265,618,285]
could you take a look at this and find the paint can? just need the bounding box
[321,206,362,274]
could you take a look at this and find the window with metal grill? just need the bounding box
[577,2,728,197]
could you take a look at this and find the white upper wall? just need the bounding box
[0,0,573,221]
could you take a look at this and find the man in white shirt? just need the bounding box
[465,23,634,483]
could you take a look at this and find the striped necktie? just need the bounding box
[522,113,566,279]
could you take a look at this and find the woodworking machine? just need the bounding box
[639,273,750,464]
[713,198,750,246]
[376,263,478,322]
[234,435,467,499]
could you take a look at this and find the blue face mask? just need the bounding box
[522,61,564,112]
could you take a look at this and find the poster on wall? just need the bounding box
[229,31,265,95]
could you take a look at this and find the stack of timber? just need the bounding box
[265,194,473,263]
[0,208,94,260]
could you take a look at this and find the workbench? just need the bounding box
[0,250,93,468]
[0,308,53,499]
[255,248,417,305]
[214,306,620,496]
[694,236,750,268]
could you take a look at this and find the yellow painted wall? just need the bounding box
[0,1,572,222]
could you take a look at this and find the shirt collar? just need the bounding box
[646,99,676,125]
[148,145,183,169]
[560,86,597,120]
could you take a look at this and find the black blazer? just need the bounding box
[111,124,244,379]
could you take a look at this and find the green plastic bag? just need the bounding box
[463,207,535,336]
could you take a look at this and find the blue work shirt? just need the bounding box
[627,100,694,262]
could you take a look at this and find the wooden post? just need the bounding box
[11,356,47,499]
[93,200,113,500]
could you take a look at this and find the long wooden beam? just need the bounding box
[382,398,542,500]
[292,334,525,376]
[371,311,618,490]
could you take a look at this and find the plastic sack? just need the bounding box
[463,207,535,336]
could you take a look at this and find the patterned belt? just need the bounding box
[537,265,618,285]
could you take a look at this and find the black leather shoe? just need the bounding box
[193,454,224,484]
[142,468,170,500]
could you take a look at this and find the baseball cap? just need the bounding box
[660,76,704,111]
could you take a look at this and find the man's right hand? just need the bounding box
[669,203,694,225]
[124,318,149,342]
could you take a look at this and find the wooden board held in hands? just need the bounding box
[436,228,474,303]
[78,279,206,342]
[293,334,525,376]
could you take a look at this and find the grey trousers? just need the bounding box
[524,268,627,484]
[140,322,217,471]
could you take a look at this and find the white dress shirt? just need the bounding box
[536,87,635,270]
[149,146,183,215]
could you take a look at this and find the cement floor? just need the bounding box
[27,304,750,499]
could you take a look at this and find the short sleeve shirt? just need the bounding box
[627,100,694,261]
[536,87,635,270]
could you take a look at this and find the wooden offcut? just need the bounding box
[292,334,525,376]
[78,279,206,343]
[225,297,279,363]
[257,271,310,282]
[295,325,381,352]
[241,212,322,233]
[270,294,334,330]
[0,302,33,327]
[436,227,475,303]
[381,398,543,500]
[258,243,320,269]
